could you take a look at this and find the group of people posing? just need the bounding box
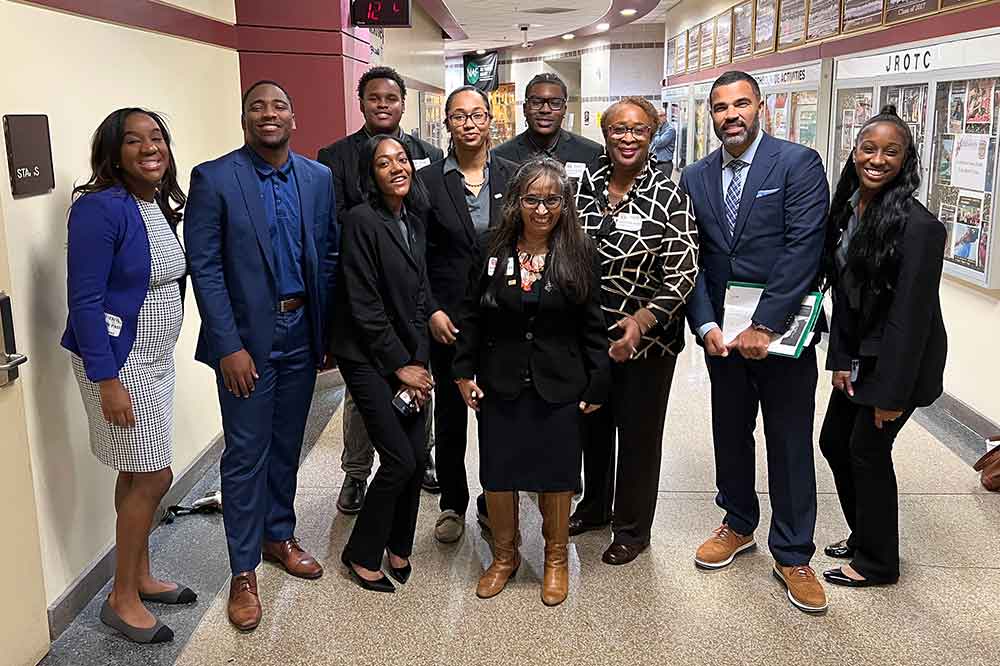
[62,66,947,644]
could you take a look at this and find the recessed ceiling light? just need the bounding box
[562,33,575,40]
[475,49,486,54]
[596,22,610,31]
[620,8,637,16]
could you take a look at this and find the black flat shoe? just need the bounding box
[601,542,648,565]
[824,539,855,559]
[341,553,395,593]
[569,515,610,537]
[823,567,894,588]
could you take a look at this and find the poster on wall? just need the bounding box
[675,33,687,73]
[754,0,778,54]
[951,190,985,264]
[886,0,939,24]
[939,137,955,184]
[733,1,753,60]
[716,10,733,66]
[951,134,991,191]
[901,87,924,124]
[808,0,842,41]
[965,79,995,135]
[778,0,807,50]
[948,82,967,133]
[700,20,715,70]
[688,28,701,72]
[666,38,676,77]
[463,52,499,92]
[842,0,885,33]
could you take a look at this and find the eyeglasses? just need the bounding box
[608,124,652,140]
[447,110,490,126]
[526,97,566,111]
[520,195,564,210]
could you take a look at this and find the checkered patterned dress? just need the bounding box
[72,197,185,472]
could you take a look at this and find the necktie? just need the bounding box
[725,159,748,236]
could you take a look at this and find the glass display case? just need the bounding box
[662,85,692,172]
[418,91,445,152]
[752,63,822,150]
[880,84,929,164]
[831,87,875,173]
[489,83,516,145]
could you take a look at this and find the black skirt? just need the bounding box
[478,386,582,492]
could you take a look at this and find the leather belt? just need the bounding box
[278,296,305,313]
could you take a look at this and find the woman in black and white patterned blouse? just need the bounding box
[572,96,699,566]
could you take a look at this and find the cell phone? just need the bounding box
[392,388,419,416]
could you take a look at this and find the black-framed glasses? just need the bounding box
[608,124,652,140]
[447,110,491,126]
[526,96,566,111]
[520,194,564,210]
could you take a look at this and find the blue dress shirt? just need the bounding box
[247,147,305,297]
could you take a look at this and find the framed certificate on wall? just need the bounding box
[842,0,885,33]
[778,0,808,49]
[885,0,940,24]
[808,0,843,41]
[688,28,701,72]
[733,1,754,60]
[700,20,715,70]
[754,0,778,54]
[674,33,687,74]
[716,9,733,66]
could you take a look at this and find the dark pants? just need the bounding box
[705,346,819,566]
[820,389,913,582]
[338,358,428,571]
[217,308,316,574]
[575,354,677,546]
[430,341,469,514]
[341,391,434,480]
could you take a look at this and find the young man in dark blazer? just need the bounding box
[185,81,338,631]
[679,71,830,614]
[317,66,444,514]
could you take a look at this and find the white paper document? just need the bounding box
[722,282,823,359]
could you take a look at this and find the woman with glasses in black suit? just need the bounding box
[419,86,518,544]
[454,158,609,606]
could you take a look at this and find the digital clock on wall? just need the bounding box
[351,0,411,27]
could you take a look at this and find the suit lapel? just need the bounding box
[444,169,477,245]
[291,153,318,271]
[731,134,780,247]
[234,151,276,279]
[701,148,728,244]
[382,210,419,271]
[488,160,506,229]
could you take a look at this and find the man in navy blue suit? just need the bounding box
[185,80,338,631]
[679,71,829,614]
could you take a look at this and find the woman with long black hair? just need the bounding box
[331,134,434,593]
[819,105,947,588]
[62,109,194,643]
[453,158,609,606]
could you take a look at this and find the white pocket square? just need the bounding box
[756,188,780,198]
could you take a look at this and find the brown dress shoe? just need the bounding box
[773,564,828,613]
[476,491,521,599]
[539,492,573,606]
[228,571,261,632]
[263,537,324,579]
[694,524,755,569]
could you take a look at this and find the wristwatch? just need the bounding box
[751,322,775,335]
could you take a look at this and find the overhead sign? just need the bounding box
[835,33,1000,79]
[351,0,411,28]
[464,52,499,92]
[3,115,54,197]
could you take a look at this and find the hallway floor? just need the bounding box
[47,344,1000,665]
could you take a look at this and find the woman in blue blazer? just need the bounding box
[62,109,193,643]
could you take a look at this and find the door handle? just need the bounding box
[0,352,27,371]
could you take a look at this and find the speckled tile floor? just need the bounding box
[168,343,999,666]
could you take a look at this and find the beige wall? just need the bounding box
[940,279,1000,426]
[0,2,242,604]
[381,4,445,90]
[154,0,236,23]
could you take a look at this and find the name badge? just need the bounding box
[487,257,498,276]
[615,213,643,232]
[105,313,123,338]
[506,257,515,276]
[564,161,586,179]
[413,158,431,170]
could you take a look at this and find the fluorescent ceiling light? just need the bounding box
[596,23,610,31]
[620,8,637,16]
[475,49,486,54]
[562,33,575,40]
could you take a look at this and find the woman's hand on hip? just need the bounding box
[98,378,135,428]
[429,310,459,345]
[456,378,485,411]
[609,316,642,363]
[579,402,602,414]
[874,407,904,430]
[832,370,854,397]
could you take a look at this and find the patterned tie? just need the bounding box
[725,159,748,236]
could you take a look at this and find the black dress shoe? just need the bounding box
[337,477,367,514]
[823,567,894,588]
[601,542,648,565]
[421,461,440,494]
[824,539,855,559]
[341,553,395,593]
[387,561,412,584]
[568,515,610,537]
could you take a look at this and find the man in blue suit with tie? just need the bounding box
[185,80,338,631]
[679,71,829,614]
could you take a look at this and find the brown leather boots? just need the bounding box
[476,490,573,606]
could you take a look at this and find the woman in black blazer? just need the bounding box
[454,158,610,606]
[819,105,947,588]
[332,135,434,593]
[420,85,518,544]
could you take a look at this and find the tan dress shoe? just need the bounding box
[694,524,755,569]
[263,537,324,579]
[228,571,261,631]
[773,564,828,613]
